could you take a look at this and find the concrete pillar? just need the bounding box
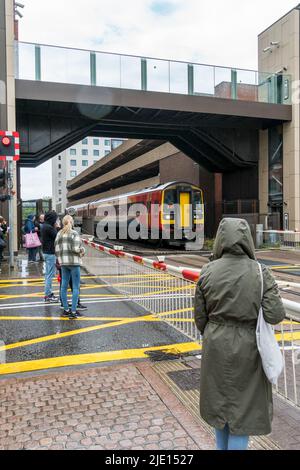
[259,129,269,217]
[0,0,18,252]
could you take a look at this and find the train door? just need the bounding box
[179,191,192,229]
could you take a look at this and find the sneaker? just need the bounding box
[69,312,78,319]
[61,310,71,317]
[45,295,59,304]
[77,303,88,311]
[74,311,84,317]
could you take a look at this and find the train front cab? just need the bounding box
[161,183,204,248]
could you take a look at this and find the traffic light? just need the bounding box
[0,131,20,161]
[0,168,5,188]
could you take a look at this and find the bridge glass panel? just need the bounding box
[193,64,214,96]
[214,67,232,99]
[17,43,36,80]
[96,53,121,88]
[120,56,141,90]
[169,62,188,95]
[236,69,258,101]
[41,46,90,85]
[147,59,170,92]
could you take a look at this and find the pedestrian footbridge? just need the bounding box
[15,42,292,170]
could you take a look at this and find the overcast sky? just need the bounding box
[19,0,298,200]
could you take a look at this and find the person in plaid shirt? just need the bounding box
[55,215,85,319]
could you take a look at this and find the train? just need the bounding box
[68,182,204,249]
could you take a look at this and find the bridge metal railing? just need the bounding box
[82,239,300,408]
[257,230,300,250]
[15,41,291,105]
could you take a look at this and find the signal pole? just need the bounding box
[7,161,14,268]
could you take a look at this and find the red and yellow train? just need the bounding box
[68,182,204,248]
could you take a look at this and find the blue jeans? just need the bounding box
[44,254,56,297]
[215,424,249,450]
[61,266,81,313]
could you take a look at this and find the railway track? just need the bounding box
[92,237,211,257]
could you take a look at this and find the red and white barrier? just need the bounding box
[82,238,201,283]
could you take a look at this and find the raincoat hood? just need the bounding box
[213,218,256,260]
[27,214,35,222]
[44,211,58,227]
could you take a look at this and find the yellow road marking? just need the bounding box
[0,273,169,284]
[0,315,160,352]
[0,283,194,301]
[271,265,300,270]
[0,277,176,291]
[0,342,201,375]
[0,292,126,300]
[158,307,193,317]
[275,331,300,342]
[0,316,150,322]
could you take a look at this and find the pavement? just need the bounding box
[0,253,300,450]
[0,362,214,450]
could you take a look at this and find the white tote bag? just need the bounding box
[256,263,284,385]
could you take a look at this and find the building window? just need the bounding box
[70,160,77,167]
[105,150,110,156]
[58,181,62,187]
[82,160,89,167]
[58,164,61,169]
[82,149,88,156]
[104,140,111,147]
[82,138,88,145]
[70,171,77,177]
[58,155,61,161]
[93,150,100,157]
[93,138,99,146]
[70,149,76,155]
[58,190,62,195]
[58,172,62,178]
[111,139,124,150]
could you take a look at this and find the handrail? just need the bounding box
[16,40,283,76]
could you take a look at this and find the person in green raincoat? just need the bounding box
[194,218,285,450]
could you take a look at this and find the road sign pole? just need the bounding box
[0,130,20,268]
[8,160,14,268]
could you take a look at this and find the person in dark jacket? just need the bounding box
[24,214,38,263]
[0,216,7,262]
[194,218,285,451]
[35,214,45,262]
[42,211,59,303]
[0,216,7,263]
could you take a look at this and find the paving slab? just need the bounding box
[0,362,214,450]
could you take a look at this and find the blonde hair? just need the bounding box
[61,215,74,235]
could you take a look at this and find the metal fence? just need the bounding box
[257,230,300,250]
[82,239,300,408]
